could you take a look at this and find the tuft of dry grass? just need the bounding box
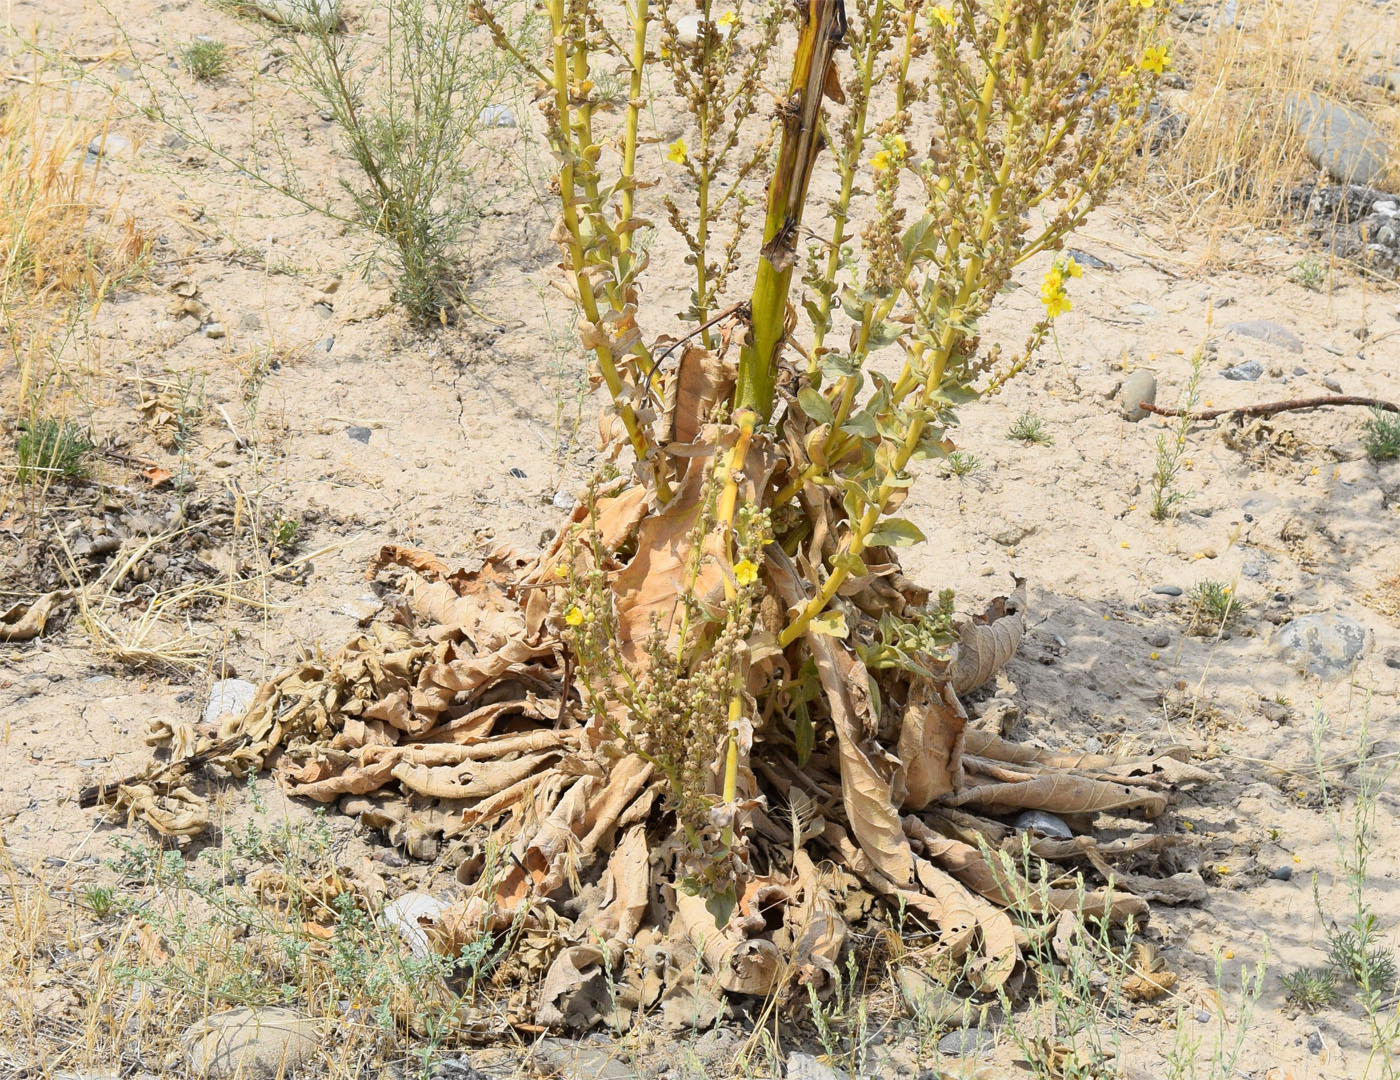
[1138,0,1400,251]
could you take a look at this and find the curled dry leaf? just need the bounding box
[0,591,64,642]
[1123,941,1178,1002]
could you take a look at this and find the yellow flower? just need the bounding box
[1140,44,1170,75]
[871,136,907,174]
[733,558,758,587]
[660,44,672,59]
[553,563,568,578]
[667,138,688,165]
[564,606,584,626]
[930,5,954,26]
[1040,267,1071,318]
[1150,651,1159,660]
[1065,256,1083,278]
[717,9,738,28]
[871,149,892,172]
[1130,0,1154,7]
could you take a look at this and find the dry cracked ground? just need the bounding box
[2,0,1400,1079]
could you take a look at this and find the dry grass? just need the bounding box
[1138,0,1400,256]
[0,63,150,503]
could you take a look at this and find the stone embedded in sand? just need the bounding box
[1221,359,1263,381]
[786,1051,852,1080]
[181,1008,319,1079]
[86,134,131,158]
[1120,369,1157,421]
[1226,320,1303,353]
[1273,613,1369,678]
[203,679,258,725]
[383,891,449,958]
[1284,92,1390,186]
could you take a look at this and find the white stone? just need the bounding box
[203,679,259,725]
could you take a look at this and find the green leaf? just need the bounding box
[832,550,867,576]
[867,321,902,349]
[797,386,834,425]
[809,610,849,638]
[794,704,814,768]
[866,518,926,547]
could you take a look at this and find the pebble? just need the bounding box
[1226,320,1302,353]
[1274,613,1369,678]
[1153,584,1183,596]
[318,336,334,353]
[239,313,262,331]
[203,679,259,725]
[1366,70,1400,94]
[1270,865,1293,881]
[552,490,577,511]
[1148,629,1171,648]
[786,1052,851,1080]
[509,466,527,479]
[1221,359,1263,381]
[346,425,371,443]
[181,1007,319,1079]
[1306,1031,1324,1055]
[1066,248,1111,270]
[1125,301,1158,317]
[202,322,226,339]
[938,1027,996,1057]
[383,892,449,958]
[87,133,132,158]
[1322,375,1342,393]
[1014,810,1073,838]
[1284,92,1390,186]
[1196,1009,1212,1024]
[477,104,517,129]
[1119,369,1157,421]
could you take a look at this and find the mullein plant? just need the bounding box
[454,0,1175,992]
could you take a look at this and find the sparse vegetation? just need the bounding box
[1149,346,1206,521]
[180,38,231,80]
[14,416,91,485]
[1189,579,1239,633]
[944,450,983,478]
[1361,408,1400,461]
[1281,966,1339,1012]
[1289,257,1325,290]
[1007,413,1054,445]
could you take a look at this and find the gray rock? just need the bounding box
[1014,810,1072,839]
[1120,369,1157,421]
[1271,865,1294,881]
[787,1052,850,1080]
[1323,375,1343,393]
[552,490,577,511]
[938,1026,996,1057]
[182,1008,319,1079]
[1274,613,1370,678]
[202,322,226,339]
[318,335,334,353]
[1226,320,1303,353]
[204,679,259,725]
[1066,248,1111,270]
[1220,359,1263,381]
[1125,301,1158,317]
[1153,584,1183,596]
[1148,629,1171,649]
[1284,92,1390,185]
[346,425,371,443]
[1366,70,1400,94]
[1307,1031,1324,1055]
[477,104,517,129]
[87,133,132,157]
[239,313,262,331]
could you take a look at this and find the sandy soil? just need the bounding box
[2,1,1399,1078]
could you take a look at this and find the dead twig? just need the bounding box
[1140,394,1399,421]
[77,733,251,809]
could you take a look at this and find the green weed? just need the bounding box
[1007,414,1053,445]
[181,40,231,80]
[15,417,91,485]
[1361,408,1400,461]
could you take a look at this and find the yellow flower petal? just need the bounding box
[734,558,758,587]
[666,138,688,165]
[564,606,584,626]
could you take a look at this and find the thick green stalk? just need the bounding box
[735,0,844,420]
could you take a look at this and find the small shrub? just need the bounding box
[943,451,983,478]
[1327,916,1399,994]
[181,40,231,81]
[15,418,92,485]
[1149,346,1206,521]
[1281,966,1338,1012]
[273,517,301,550]
[1361,408,1400,461]
[1007,414,1053,445]
[79,884,116,919]
[1288,257,1325,291]
[1188,580,1238,632]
